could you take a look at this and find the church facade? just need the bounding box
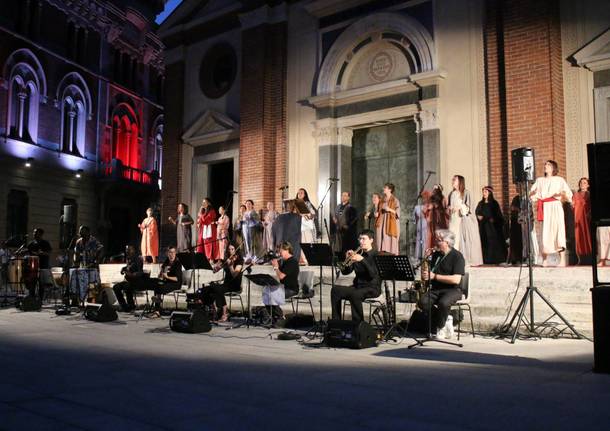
[159,0,610,254]
[0,0,165,257]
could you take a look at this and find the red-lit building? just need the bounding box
[0,0,166,258]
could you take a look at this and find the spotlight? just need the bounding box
[25,157,33,168]
[75,169,83,178]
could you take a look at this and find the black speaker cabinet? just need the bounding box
[84,303,118,322]
[16,295,42,312]
[511,147,535,183]
[587,142,610,222]
[169,310,212,333]
[592,286,610,374]
[323,319,378,349]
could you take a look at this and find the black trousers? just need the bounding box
[113,279,148,310]
[418,287,463,330]
[204,282,240,308]
[331,285,380,323]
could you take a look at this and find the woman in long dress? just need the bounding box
[197,198,218,260]
[598,227,610,266]
[216,206,230,260]
[413,191,430,260]
[262,201,277,253]
[242,199,260,261]
[448,175,483,266]
[508,195,523,264]
[475,186,507,264]
[530,160,573,267]
[380,183,400,255]
[364,192,383,252]
[168,203,193,253]
[573,177,592,264]
[233,205,246,248]
[138,207,159,263]
[427,184,448,249]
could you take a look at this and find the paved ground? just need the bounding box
[0,306,608,431]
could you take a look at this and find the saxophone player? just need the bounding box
[331,229,381,323]
[418,229,465,339]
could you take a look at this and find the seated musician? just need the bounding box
[266,241,300,318]
[74,226,103,268]
[149,246,182,311]
[25,227,52,300]
[113,245,145,312]
[205,242,244,322]
[418,229,465,339]
[331,229,381,323]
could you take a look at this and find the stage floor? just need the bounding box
[0,307,606,431]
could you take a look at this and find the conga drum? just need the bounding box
[23,255,39,284]
[8,258,25,283]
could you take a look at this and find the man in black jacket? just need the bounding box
[331,229,381,323]
[113,245,145,312]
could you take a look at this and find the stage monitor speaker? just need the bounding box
[511,147,535,183]
[84,303,118,322]
[169,310,212,333]
[323,319,378,349]
[587,142,610,222]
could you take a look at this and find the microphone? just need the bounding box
[278,185,289,190]
[425,170,436,175]
[328,177,340,182]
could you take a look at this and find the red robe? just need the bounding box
[197,208,218,260]
[573,191,592,256]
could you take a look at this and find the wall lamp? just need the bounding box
[25,157,34,168]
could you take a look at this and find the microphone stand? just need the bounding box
[317,179,336,244]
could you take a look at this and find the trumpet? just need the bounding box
[336,247,363,273]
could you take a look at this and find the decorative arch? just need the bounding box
[110,102,140,169]
[316,12,435,95]
[6,62,42,142]
[3,48,47,98]
[56,72,93,119]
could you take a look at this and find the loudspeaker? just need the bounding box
[592,286,610,374]
[16,295,42,312]
[84,303,118,322]
[323,319,378,349]
[169,310,212,333]
[587,142,610,222]
[511,147,535,183]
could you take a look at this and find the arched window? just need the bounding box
[56,72,92,157]
[110,102,139,169]
[150,115,164,177]
[3,49,47,144]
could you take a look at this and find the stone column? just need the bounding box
[17,91,27,139]
[416,107,440,189]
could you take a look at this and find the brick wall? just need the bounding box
[484,0,566,211]
[239,22,287,210]
[160,61,185,249]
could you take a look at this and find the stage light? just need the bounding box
[25,157,33,168]
[75,169,83,178]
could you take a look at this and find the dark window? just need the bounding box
[199,43,237,99]
[6,190,28,240]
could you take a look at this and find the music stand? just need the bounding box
[374,255,416,341]
[301,243,334,331]
[231,273,280,329]
[177,252,212,293]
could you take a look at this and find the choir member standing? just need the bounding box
[168,203,193,253]
[364,192,383,252]
[427,184,448,249]
[379,183,400,255]
[475,186,507,264]
[598,227,610,266]
[530,160,572,267]
[573,177,592,264]
[197,198,218,260]
[332,191,358,254]
[296,188,317,243]
[448,175,483,266]
[216,205,230,260]
[508,195,523,264]
[242,199,260,261]
[233,204,246,248]
[413,191,430,260]
[262,201,278,253]
[138,208,159,263]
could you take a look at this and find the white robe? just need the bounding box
[530,176,572,255]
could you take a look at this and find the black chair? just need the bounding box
[286,271,315,317]
[450,272,474,340]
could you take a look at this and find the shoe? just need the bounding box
[445,315,454,339]
[434,326,446,339]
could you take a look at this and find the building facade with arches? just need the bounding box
[160,0,610,254]
[0,0,165,258]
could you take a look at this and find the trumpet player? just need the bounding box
[331,229,381,323]
[419,229,465,339]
